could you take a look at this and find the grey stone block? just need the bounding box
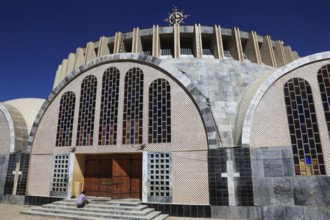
[251,159,264,178]
[262,149,281,159]
[272,178,294,206]
[228,206,247,219]
[314,176,330,205]
[211,206,228,219]
[246,206,262,219]
[282,158,294,177]
[304,206,329,220]
[284,207,304,220]
[253,178,272,206]
[293,177,315,205]
[264,159,283,177]
[281,148,293,158]
[262,207,284,220]
[250,148,263,160]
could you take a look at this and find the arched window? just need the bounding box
[99,67,120,145]
[56,91,75,146]
[76,75,97,146]
[122,68,144,144]
[148,79,171,143]
[284,78,326,175]
[317,64,330,134]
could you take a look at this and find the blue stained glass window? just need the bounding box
[56,91,76,147]
[296,96,302,104]
[293,110,298,119]
[148,79,171,143]
[99,67,120,145]
[76,75,97,146]
[122,68,144,144]
[284,77,325,175]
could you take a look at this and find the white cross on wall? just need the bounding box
[221,160,240,206]
[12,161,22,195]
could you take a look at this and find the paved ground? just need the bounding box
[0,203,219,220]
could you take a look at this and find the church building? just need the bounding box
[0,7,329,220]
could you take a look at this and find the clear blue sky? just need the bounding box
[0,0,329,102]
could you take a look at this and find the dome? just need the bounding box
[4,98,45,133]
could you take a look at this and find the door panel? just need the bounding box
[84,159,101,196]
[131,157,142,198]
[112,157,131,198]
[84,154,142,198]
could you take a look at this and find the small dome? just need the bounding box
[4,98,45,133]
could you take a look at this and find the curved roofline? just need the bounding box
[0,103,15,153]
[241,51,330,147]
[27,53,221,152]
[53,24,300,89]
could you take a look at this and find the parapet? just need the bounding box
[53,24,299,88]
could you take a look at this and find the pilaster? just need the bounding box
[58,59,68,84]
[152,25,160,58]
[132,28,142,53]
[284,46,294,63]
[66,53,76,76]
[194,24,203,58]
[74,48,85,69]
[174,24,180,58]
[85,42,96,63]
[273,40,287,67]
[98,36,110,57]
[229,27,244,61]
[260,35,277,67]
[53,65,62,89]
[113,32,122,54]
[212,25,224,59]
[244,31,261,64]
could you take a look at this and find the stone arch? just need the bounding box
[242,52,330,147]
[0,103,28,153]
[27,54,220,151]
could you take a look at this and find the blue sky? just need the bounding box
[0,0,329,101]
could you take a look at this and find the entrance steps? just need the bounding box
[21,198,168,220]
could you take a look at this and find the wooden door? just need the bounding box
[84,155,112,197]
[130,154,142,198]
[84,154,142,198]
[98,156,113,197]
[112,155,131,198]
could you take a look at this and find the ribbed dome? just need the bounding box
[53,24,299,89]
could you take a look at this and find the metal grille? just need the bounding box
[99,67,120,145]
[180,48,193,55]
[122,68,144,144]
[76,75,97,146]
[284,78,326,175]
[148,79,171,143]
[203,48,212,55]
[317,64,330,138]
[56,91,75,146]
[51,154,69,192]
[149,152,172,198]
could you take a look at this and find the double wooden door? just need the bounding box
[84,154,142,198]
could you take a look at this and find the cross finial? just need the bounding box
[164,5,190,25]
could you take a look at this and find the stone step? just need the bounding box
[64,198,142,207]
[152,214,169,220]
[21,208,165,220]
[49,201,148,211]
[41,204,154,216]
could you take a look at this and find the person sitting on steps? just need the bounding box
[76,191,89,208]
